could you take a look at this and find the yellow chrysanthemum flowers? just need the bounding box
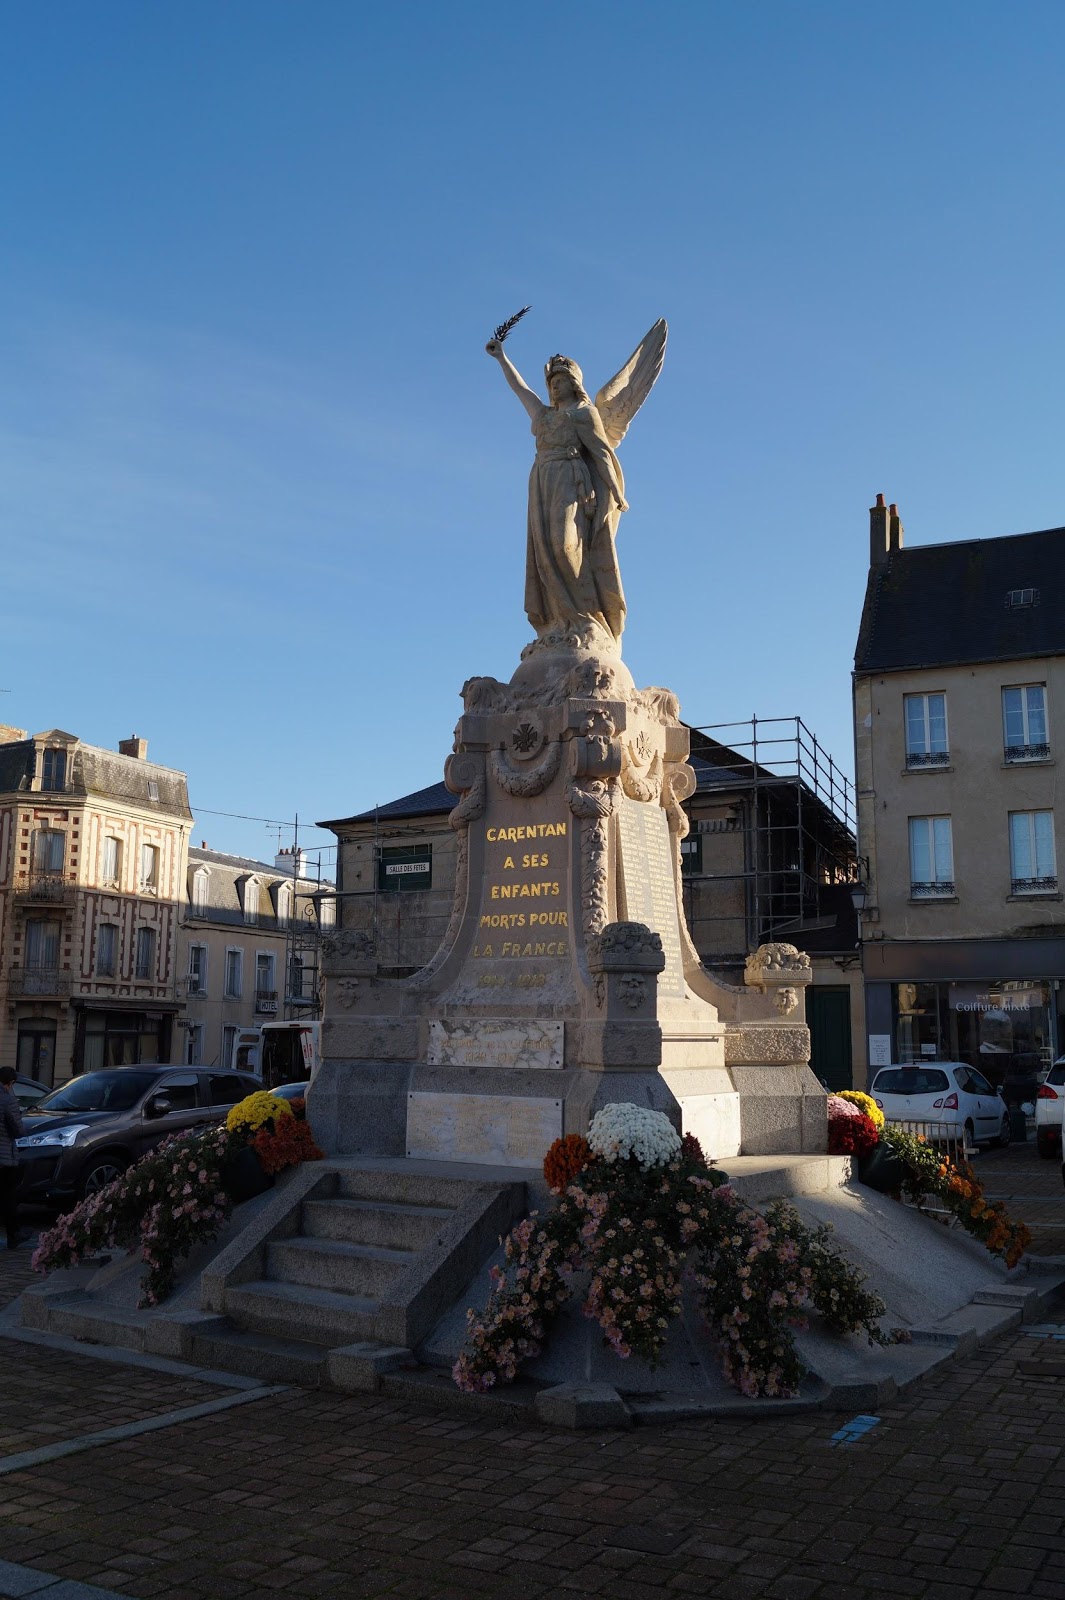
[226,1090,293,1134]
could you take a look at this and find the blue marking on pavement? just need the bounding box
[830,1413,880,1445]
[1024,1325,1065,1338]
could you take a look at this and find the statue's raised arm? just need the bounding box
[485,316,668,651]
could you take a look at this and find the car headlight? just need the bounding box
[15,1125,91,1150]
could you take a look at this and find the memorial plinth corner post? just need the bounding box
[309,318,826,1165]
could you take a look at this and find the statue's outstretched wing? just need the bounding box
[593,318,668,450]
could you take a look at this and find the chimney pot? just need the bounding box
[875,492,886,507]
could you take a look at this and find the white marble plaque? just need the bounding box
[616,796,686,997]
[406,1091,562,1167]
[427,1018,563,1070]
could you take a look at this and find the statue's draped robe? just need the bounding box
[525,402,626,643]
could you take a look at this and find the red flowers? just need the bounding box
[543,1133,592,1193]
[252,1116,323,1175]
[827,1109,880,1157]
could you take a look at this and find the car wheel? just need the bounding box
[79,1153,129,1199]
[963,1119,976,1153]
[997,1116,1012,1148]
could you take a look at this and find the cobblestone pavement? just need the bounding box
[3,1165,1065,1600]
[973,1136,1065,1256]
[1,1261,1065,1596]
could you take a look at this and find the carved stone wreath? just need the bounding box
[491,736,562,797]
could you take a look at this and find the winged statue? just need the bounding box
[485,318,668,647]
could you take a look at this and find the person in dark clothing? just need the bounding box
[0,1066,26,1248]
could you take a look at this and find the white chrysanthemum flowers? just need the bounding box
[588,1103,681,1170]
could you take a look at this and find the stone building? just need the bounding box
[320,716,861,1088]
[178,845,334,1069]
[0,727,191,1084]
[854,497,1065,1093]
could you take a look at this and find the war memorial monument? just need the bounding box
[311,315,826,1168]
[19,315,1052,1423]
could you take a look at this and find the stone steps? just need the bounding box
[187,1321,330,1385]
[302,1196,451,1252]
[225,1279,381,1347]
[266,1236,415,1297]
[334,1168,479,1209]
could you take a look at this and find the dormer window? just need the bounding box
[147,779,160,802]
[277,883,292,928]
[41,748,67,792]
[244,879,260,926]
[1005,588,1039,608]
[191,868,209,918]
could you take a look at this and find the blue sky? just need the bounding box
[2,2,1063,867]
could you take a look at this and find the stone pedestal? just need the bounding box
[310,635,825,1166]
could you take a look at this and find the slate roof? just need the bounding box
[855,525,1065,674]
[188,845,331,887]
[319,781,454,828]
[0,735,191,816]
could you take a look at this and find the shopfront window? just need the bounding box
[951,981,1053,1102]
[891,979,1054,1103]
[893,983,949,1064]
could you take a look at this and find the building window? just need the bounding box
[147,779,160,802]
[224,947,243,999]
[187,944,207,995]
[378,844,432,893]
[680,834,703,875]
[255,952,277,1014]
[97,923,118,977]
[909,815,955,897]
[191,868,209,918]
[1006,588,1038,608]
[33,828,66,875]
[221,1025,238,1070]
[140,843,159,893]
[244,880,260,926]
[26,919,60,970]
[904,693,949,768]
[276,883,292,928]
[41,748,67,792]
[1003,685,1049,763]
[135,926,156,980]
[102,835,122,886]
[184,1023,204,1066]
[1009,810,1057,894]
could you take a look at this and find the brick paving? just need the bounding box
[973,1136,1065,1257]
[3,1163,1065,1599]
[0,1278,1064,1597]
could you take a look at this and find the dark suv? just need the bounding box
[15,1065,262,1206]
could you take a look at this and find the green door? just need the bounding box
[807,986,853,1091]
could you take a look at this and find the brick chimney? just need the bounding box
[869,493,904,566]
[119,735,148,760]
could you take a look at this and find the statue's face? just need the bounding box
[548,370,577,404]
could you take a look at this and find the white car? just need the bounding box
[1035,1057,1065,1158]
[869,1062,1010,1149]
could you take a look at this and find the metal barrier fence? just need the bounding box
[886,1118,973,1228]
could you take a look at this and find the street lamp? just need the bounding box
[848,858,871,917]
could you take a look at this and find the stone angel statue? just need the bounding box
[485,319,667,647]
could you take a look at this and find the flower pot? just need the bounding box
[221,1145,275,1204]
[857,1142,907,1194]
